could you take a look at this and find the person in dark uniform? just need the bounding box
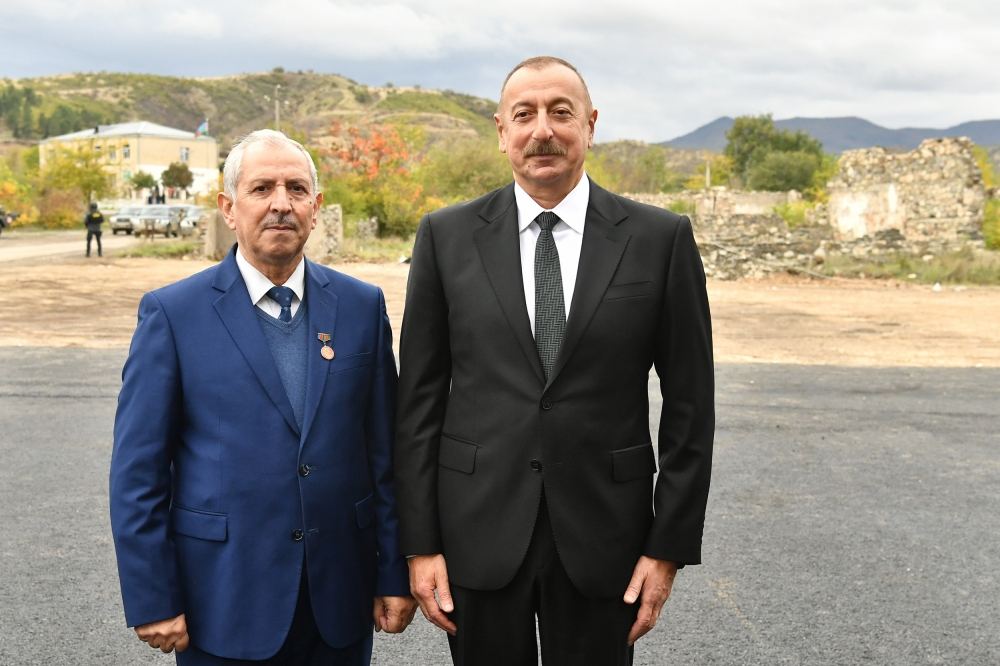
[85,202,105,257]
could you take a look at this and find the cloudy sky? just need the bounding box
[1,1,997,142]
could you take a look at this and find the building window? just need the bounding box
[180,146,190,163]
[123,144,131,159]
[109,146,117,161]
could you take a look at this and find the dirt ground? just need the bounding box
[2,254,999,367]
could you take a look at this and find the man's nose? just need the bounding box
[270,185,292,213]
[531,113,554,141]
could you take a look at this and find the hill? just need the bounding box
[664,116,1000,153]
[0,70,497,152]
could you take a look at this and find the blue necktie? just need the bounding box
[266,286,295,323]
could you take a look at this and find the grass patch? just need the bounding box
[336,235,415,263]
[774,201,815,229]
[664,199,695,215]
[120,240,199,259]
[820,248,1000,284]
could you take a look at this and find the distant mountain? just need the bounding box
[663,116,1000,153]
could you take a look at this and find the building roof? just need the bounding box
[42,121,213,143]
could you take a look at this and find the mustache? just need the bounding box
[261,212,300,230]
[522,140,567,158]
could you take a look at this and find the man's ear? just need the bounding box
[587,108,598,149]
[217,191,236,231]
[494,114,508,154]
[311,192,324,229]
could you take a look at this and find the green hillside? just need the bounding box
[0,69,496,151]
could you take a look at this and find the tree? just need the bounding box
[746,151,821,192]
[161,162,193,190]
[130,170,157,190]
[43,145,112,202]
[724,115,825,193]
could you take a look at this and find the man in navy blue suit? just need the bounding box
[110,129,416,663]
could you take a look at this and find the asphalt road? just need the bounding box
[1,348,997,665]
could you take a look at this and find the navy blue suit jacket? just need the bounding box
[110,247,409,659]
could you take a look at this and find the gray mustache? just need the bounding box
[261,213,300,230]
[522,140,567,158]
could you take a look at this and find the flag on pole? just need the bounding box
[195,119,209,136]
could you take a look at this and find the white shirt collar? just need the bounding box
[235,247,306,307]
[514,172,590,235]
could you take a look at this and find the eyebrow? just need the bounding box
[510,95,578,111]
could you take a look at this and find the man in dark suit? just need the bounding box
[394,57,715,664]
[110,129,416,664]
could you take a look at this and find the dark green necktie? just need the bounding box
[534,211,565,379]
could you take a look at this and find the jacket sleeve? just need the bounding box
[109,292,184,627]
[394,215,453,556]
[646,217,715,565]
[366,287,412,596]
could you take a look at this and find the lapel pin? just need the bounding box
[317,332,335,360]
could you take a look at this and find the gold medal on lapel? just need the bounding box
[317,332,335,360]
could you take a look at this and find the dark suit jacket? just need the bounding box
[394,180,714,598]
[109,247,409,660]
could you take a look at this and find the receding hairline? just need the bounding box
[497,56,593,113]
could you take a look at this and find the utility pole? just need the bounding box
[274,84,281,132]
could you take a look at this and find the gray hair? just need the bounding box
[222,129,320,200]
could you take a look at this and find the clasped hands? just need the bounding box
[408,553,677,644]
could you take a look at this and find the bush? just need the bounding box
[984,199,1000,250]
[774,201,815,228]
[747,151,820,192]
[37,189,83,228]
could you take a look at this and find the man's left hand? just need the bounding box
[373,595,418,633]
[623,556,678,645]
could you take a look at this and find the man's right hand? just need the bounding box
[135,613,189,654]
[408,554,457,635]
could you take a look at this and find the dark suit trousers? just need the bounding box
[447,496,638,666]
[176,572,373,666]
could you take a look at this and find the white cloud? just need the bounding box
[2,0,999,141]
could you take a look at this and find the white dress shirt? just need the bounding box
[515,173,590,336]
[235,248,305,319]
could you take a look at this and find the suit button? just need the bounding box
[299,464,311,477]
[540,400,553,410]
[530,459,543,472]
[291,529,304,541]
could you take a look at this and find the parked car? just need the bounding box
[177,205,206,236]
[110,206,144,235]
[134,205,186,238]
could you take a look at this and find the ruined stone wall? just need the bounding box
[627,188,799,220]
[827,137,985,240]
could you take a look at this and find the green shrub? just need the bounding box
[983,199,1000,250]
[774,201,814,228]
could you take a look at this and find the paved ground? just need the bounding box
[1,348,997,665]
